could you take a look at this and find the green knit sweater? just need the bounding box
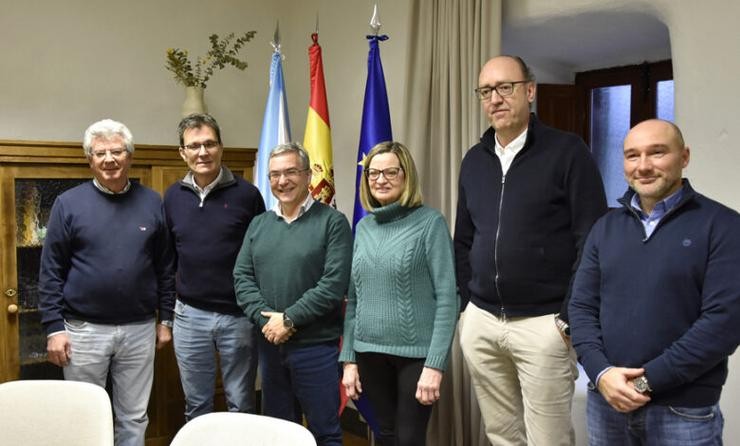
[233,203,353,345]
[339,203,459,370]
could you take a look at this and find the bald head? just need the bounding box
[623,119,690,213]
[626,119,685,150]
[480,55,535,83]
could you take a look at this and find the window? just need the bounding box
[576,61,673,206]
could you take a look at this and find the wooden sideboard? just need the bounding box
[0,140,256,445]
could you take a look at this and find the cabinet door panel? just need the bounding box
[1,167,149,380]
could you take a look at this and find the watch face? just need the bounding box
[634,377,648,393]
[283,318,294,329]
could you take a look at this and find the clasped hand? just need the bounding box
[260,311,295,345]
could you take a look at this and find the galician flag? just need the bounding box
[303,33,335,206]
[352,34,393,230]
[255,42,291,211]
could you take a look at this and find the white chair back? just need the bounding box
[0,379,114,446]
[170,412,317,446]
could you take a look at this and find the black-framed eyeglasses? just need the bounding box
[474,81,529,100]
[365,167,403,181]
[268,168,310,181]
[182,140,220,152]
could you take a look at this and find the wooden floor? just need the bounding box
[344,431,371,446]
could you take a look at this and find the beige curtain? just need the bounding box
[402,0,500,222]
[401,1,501,445]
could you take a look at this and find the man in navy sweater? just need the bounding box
[164,114,265,421]
[455,55,607,445]
[39,119,176,446]
[570,119,740,444]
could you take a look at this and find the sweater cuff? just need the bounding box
[424,354,449,371]
[45,320,65,336]
[258,315,270,328]
[643,356,675,394]
[338,349,356,364]
[158,309,173,323]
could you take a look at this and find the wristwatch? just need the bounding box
[159,320,173,328]
[554,314,570,336]
[283,313,295,330]
[632,375,652,394]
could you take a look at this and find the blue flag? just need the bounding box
[348,35,391,436]
[256,48,292,211]
[352,35,393,230]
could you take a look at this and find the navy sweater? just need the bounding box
[39,182,176,335]
[164,167,264,314]
[454,115,607,320]
[570,181,740,406]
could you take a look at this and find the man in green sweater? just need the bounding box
[233,142,352,446]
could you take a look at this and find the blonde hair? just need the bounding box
[360,141,423,211]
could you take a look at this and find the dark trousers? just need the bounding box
[356,352,432,446]
[259,338,342,446]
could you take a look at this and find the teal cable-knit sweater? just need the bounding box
[339,203,459,370]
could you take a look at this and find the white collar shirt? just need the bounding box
[494,128,528,176]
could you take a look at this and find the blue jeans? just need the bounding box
[587,387,724,445]
[173,300,258,421]
[64,319,155,446]
[258,337,342,446]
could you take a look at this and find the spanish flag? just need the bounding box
[303,33,335,206]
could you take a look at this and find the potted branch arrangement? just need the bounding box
[166,31,256,116]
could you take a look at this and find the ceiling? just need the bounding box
[502,8,671,78]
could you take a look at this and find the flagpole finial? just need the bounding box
[369,3,381,35]
[315,12,319,34]
[271,21,281,51]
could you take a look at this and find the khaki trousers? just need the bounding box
[460,302,577,446]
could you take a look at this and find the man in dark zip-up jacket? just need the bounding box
[570,119,739,444]
[455,55,607,446]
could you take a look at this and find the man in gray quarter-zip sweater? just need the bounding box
[454,55,607,446]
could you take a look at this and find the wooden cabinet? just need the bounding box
[0,140,256,445]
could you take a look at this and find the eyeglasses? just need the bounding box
[91,149,127,159]
[182,140,220,152]
[474,81,529,100]
[365,167,403,181]
[268,168,309,181]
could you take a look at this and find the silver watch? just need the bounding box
[159,320,173,328]
[633,375,652,394]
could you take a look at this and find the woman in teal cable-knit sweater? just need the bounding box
[339,142,459,446]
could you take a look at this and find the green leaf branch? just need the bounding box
[166,31,256,89]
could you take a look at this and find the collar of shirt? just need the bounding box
[92,178,131,195]
[630,186,684,238]
[272,192,315,224]
[494,128,528,175]
[186,167,223,204]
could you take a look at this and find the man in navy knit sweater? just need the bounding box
[164,114,265,421]
[39,119,176,446]
[455,55,607,445]
[570,119,740,444]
